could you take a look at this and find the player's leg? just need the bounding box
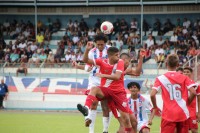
[0,95,3,108]
[160,118,176,133]
[116,117,125,133]
[101,99,111,133]
[129,114,137,133]
[176,120,189,133]
[118,110,133,133]
[77,86,104,116]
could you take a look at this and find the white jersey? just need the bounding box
[86,45,109,89]
[128,94,152,122]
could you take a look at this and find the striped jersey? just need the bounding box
[153,71,197,122]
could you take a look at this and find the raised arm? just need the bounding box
[83,42,95,65]
[96,71,122,80]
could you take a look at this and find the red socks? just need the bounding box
[125,127,132,133]
[84,95,98,109]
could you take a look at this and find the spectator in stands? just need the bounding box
[54,47,62,66]
[3,19,10,34]
[73,20,79,31]
[23,28,30,39]
[88,28,96,40]
[16,62,28,76]
[182,26,188,38]
[153,18,162,35]
[170,32,178,48]
[36,32,44,47]
[20,54,28,63]
[37,50,47,63]
[18,39,27,50]
[59,41,65,56]
[46,18,53,32]
[0,47,4,63]
[52,18,61,33]
[37,20,43,32]
[44,45,52,56]
[65,51,72,63]
[79,18,88,31]
[94,18,101,32]
[72,33,80,46]
[0,79,8,109]
[28,50,39,67]
[113,18,121,36]
[115,36,123,51]
[144,33,155,49]
[120,18,128,32]
[176,18,182,27]
[157,53,165,67]
[130,18,138,32]
[30,42,38,52]
[183,18,191,29]
[163,38,171,49]
[128,44,136,59]
[194,19,200,29]
[76,51,83,63]
[4,50,10,66]
[154,45,164,62]
[143,19,150,36]
[46,51,55,67]
[44,28,51,44]
[163,18,174,35]
[176,40,187,56]
[71,51,76,62]
[0,34,6,50]
[156,36,164,46]
[10,49,19,65]
[67,19,74,32]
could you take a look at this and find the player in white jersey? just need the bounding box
[73,34,111,133]
[127,82,155,133]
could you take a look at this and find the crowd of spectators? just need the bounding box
[0,17,200,71]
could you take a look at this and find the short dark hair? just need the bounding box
[176,67,183,72]
[107,47,119,56]
[127,82,141,90]
[94,33,107,43]
[120,53,130,58]
[183,66,193,73]
[166,54,179,68]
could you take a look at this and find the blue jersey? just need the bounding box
[0,83,8,96]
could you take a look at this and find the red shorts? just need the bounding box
[188,116,198,129]
[98,86,132,118]
[161,118,189,133]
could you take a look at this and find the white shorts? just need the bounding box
[137,121,150,132]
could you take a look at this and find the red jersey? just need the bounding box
[153,71,196,122]
[188,83,200,117]
[94,58,125,93]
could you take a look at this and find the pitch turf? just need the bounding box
[0,111,199,133]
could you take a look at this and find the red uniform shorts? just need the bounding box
[98,86,132,118]
[161,118,189,133]
[188,116,198,129]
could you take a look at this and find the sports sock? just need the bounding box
[89,110,97,133]
[103,117,110,132]
[125,127,132,133]
[85,95,98,109]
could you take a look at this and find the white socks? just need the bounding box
[103,112,112,132]
[88,110,97,133]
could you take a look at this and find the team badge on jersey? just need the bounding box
[122,102,127,107]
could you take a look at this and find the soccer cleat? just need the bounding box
[77,104,88,116]
[85,118,92,127]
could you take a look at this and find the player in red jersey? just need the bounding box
[150,54,197,133]
[183,67,200,133]
[77,44,137,133]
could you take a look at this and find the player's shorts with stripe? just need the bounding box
[188,116,198,129]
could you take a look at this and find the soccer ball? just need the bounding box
[100,21,114,34]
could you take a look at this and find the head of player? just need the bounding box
[120,53,130,69]
[176,67,183,74]
[127,82,141,99]
[94,33,107,52]
[183,66,193,78]
[165,54,179,71]
[107,46,120,64]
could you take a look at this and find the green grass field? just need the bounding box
[0,111,199,133]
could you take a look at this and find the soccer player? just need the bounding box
[73,34,111,133]
[77,45,137,133]
[176,67,183,74]
[183,67,200,133]
[150,54,197,133]
[127,81,155,133]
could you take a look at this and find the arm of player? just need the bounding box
[83,42,94,65]
[148,109,155,125]
[187,86,197,105]
[72,61,85,70]
[150,89,158,109]
[125,49,145,76]
[95,71,122,80]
